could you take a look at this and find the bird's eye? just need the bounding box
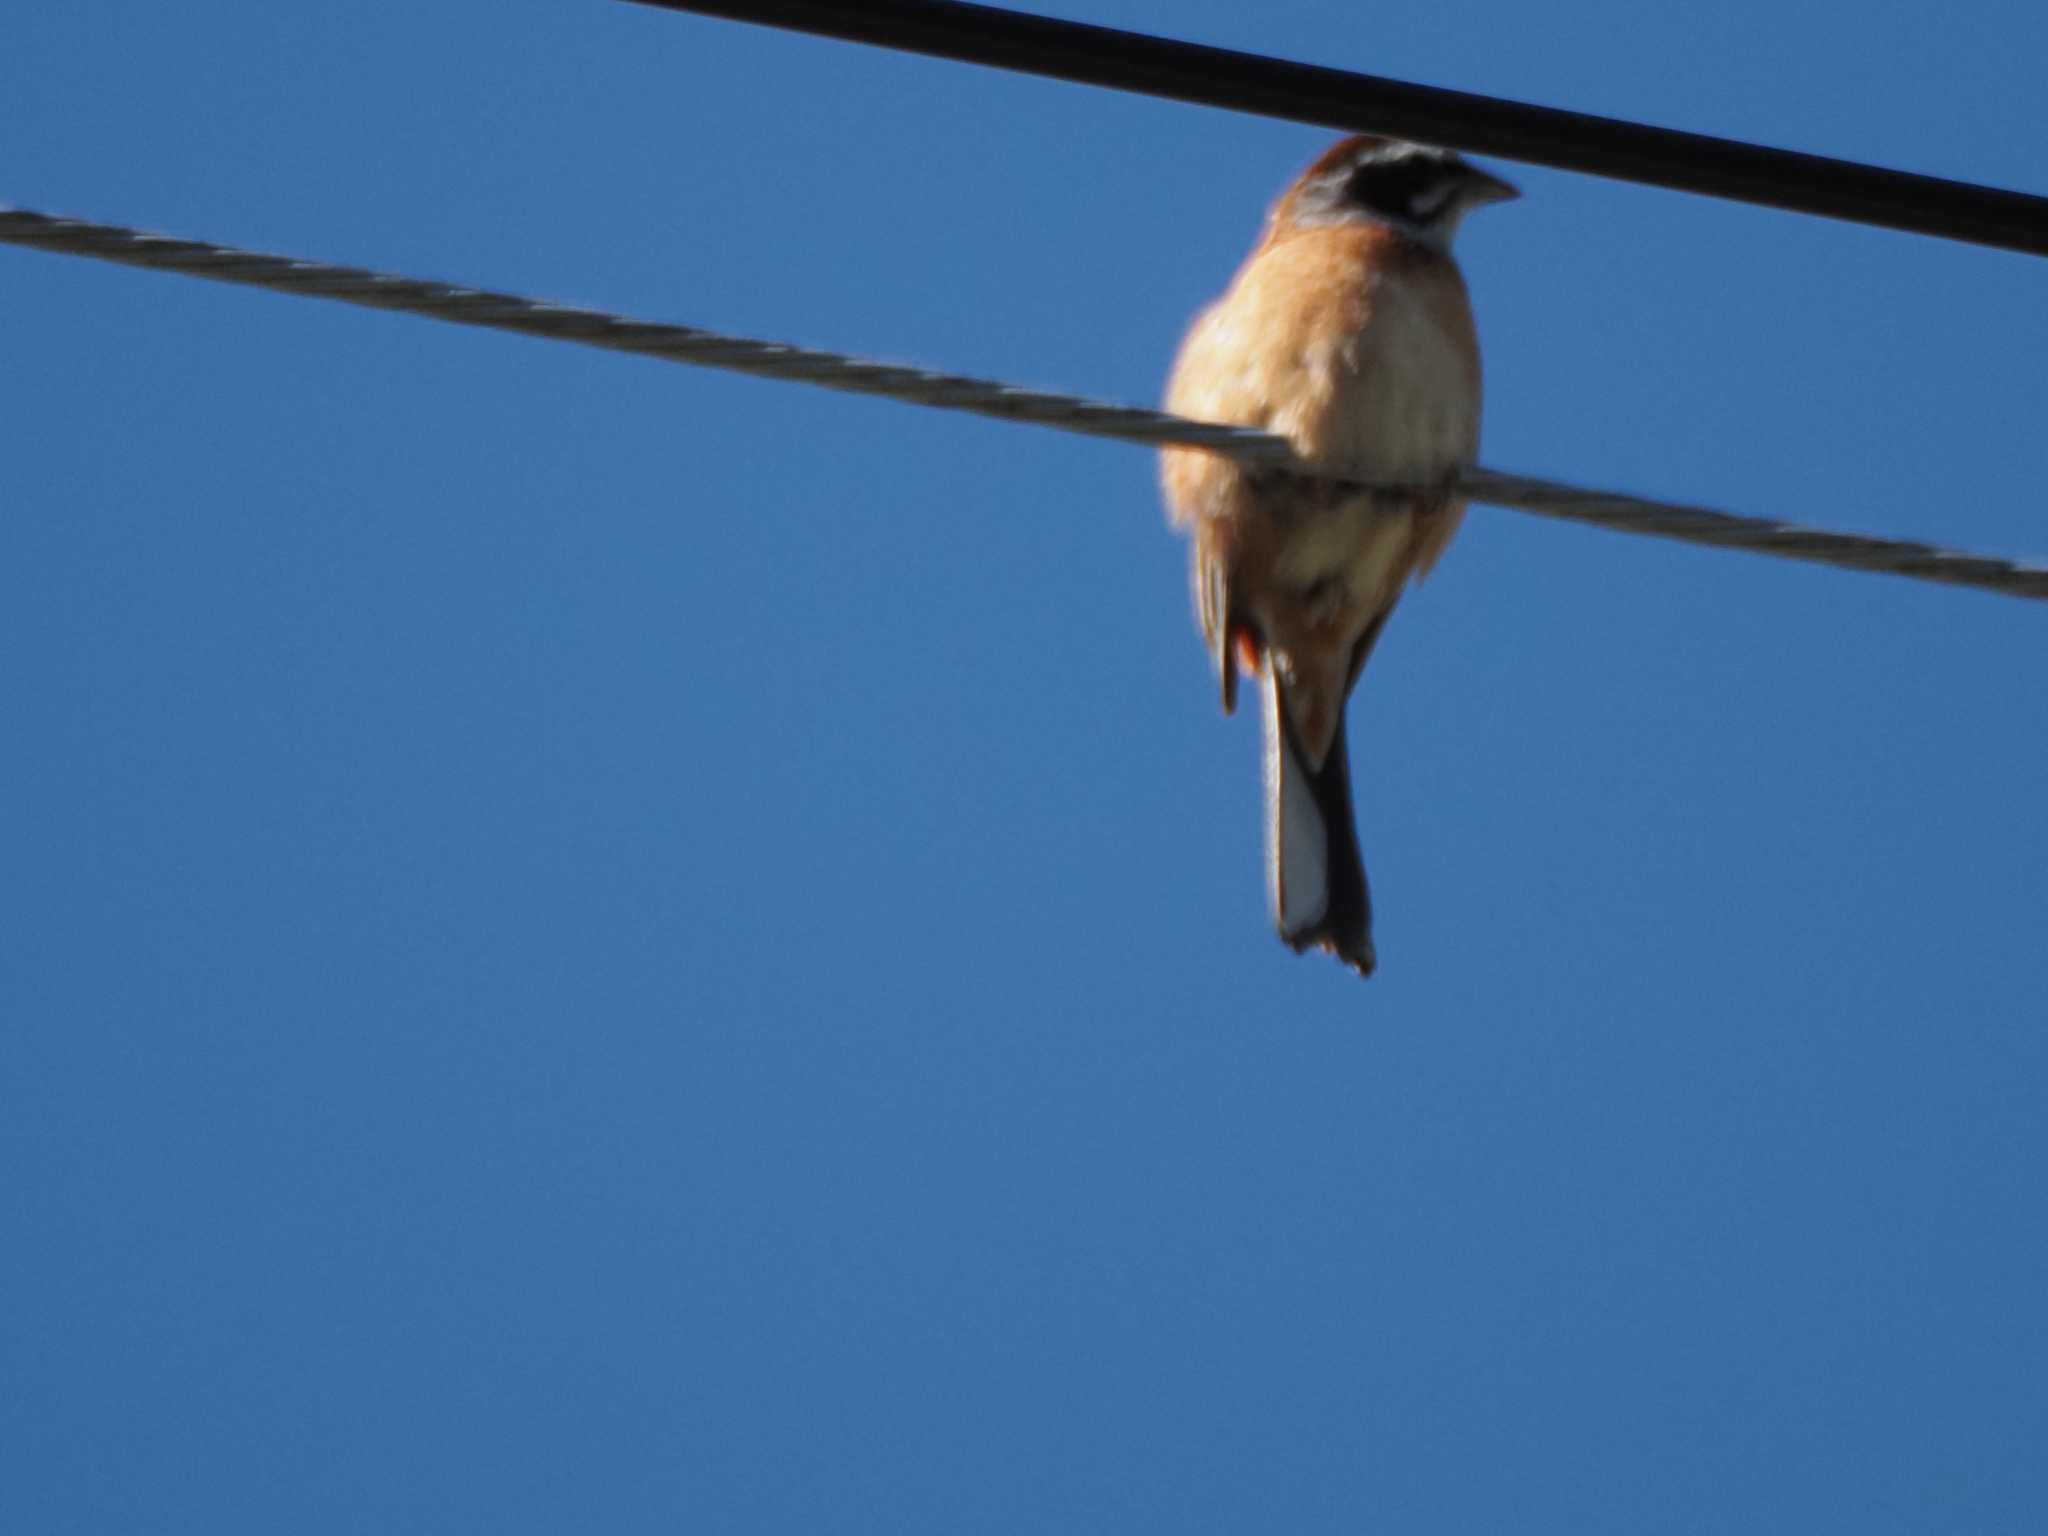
[1347,159,1443,223]
[1406,180,1456,221]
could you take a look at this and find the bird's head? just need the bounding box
[1272,136,1519,252]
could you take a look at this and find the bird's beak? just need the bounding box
[1468,169,1521,207]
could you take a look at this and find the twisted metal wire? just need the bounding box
[4,204,2044,601]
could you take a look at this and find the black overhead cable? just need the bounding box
[624,0,2048,260]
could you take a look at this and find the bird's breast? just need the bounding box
[1294,262,1481,480]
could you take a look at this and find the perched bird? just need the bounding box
[1161,136,1517,977]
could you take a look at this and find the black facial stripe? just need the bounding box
[1346,155,1460,225]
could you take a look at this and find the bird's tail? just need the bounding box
[1264,672,1375,977]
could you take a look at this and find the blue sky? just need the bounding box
[5,2,2046,1531]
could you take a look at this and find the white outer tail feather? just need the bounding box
[1265,670,1331,936]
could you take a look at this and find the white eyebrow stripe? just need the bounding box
[1351,142,1435,167]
